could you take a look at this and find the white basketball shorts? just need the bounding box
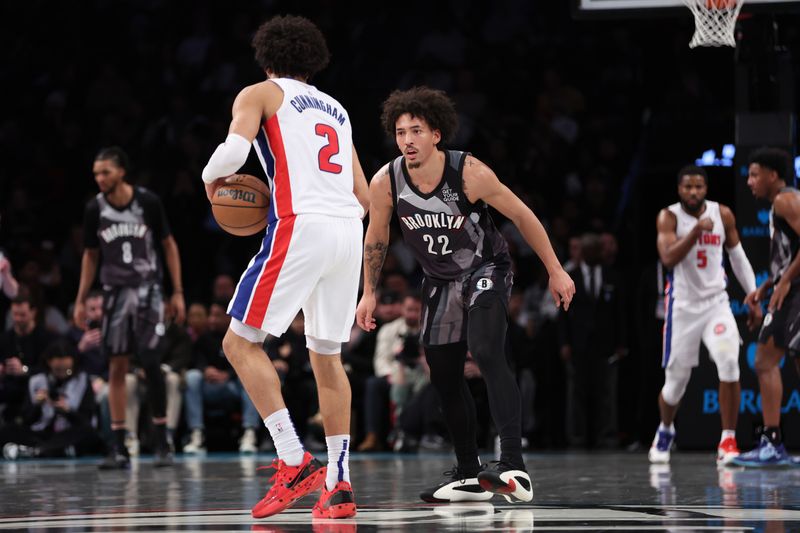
[662,292,741,369]
[228,214,363,343]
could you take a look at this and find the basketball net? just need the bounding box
[683,0,744,48]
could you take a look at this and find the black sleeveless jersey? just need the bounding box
[83,186,171,287]
[389,150,510,282]
[770,186,800,286]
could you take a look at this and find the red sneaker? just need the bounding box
[717,436,740,466]
[251,452,326,518]
[312,481,357,519]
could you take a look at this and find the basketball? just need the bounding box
[211,174,270,236]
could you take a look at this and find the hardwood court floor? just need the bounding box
[2,451,800,531]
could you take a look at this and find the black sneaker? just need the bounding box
[153,447,174,468]
[477,461,532,503]
[99,449,130,470]
[420,466,493,503]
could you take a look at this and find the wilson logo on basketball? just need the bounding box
[217,189,257,204]
[714,323,726,335]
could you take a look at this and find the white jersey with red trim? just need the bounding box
[667,200,727,303]
[252,78,362,221]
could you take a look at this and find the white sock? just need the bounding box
[264,409,305,466]
[325,434,351,491]
[658,422,675,434]
[721,429,736,442]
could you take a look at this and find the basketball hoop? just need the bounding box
[683,0,744,48]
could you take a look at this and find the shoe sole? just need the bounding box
[313,502,357,519]
[478,471,533,503]
[251,466,327,518]
[716,452,739,467]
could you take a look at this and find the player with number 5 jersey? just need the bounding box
[357,86,574,505]
[201,16,369,520]
[649,165,760,467]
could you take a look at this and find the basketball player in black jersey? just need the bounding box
[356,87,575,503]
[74,147,185,469]
[734,147,800,467]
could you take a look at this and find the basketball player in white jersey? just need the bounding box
[201,16,369,519]
[649,165,760,466]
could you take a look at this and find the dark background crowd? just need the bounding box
[0,0,799,457]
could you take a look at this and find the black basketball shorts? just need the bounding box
[421,261,513,346]
[102,284,165,357]
[758,283,800,358]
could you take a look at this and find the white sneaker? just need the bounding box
[648,429,675,464]
[238,428,257,454]
[125,434,140,457]
[3,443,36,460]
[183,429,206,454]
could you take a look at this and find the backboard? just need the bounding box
[573,0,798,17]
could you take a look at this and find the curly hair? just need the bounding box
[749,147,792,181]
[381,86,458,145]
[251,15,330,80]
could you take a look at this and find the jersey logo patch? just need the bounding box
[441,187,460,203]
[476,278,494,291]
[714,323,727,335]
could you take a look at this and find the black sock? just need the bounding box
[153,423,168,450]
[763,426,782,445]
[113,428,127,453]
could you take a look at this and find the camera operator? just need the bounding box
[1,339,99,459]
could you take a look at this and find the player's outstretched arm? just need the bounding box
[352,146,370,218]
[202,82,282,199]
[356,166,393,331]
[768,191,800,311]
[463,155,574,310]
[656,208,711,269]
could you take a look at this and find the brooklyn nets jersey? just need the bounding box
[83,187,171,287]
[389,150,509,282]
[666,200,727,302]
[769,187,800,286]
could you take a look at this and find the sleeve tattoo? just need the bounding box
[364,241,388,291]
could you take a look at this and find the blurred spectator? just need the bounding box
[69,290,106,380]
[0,339,100,459]
[1,294,54,422]
[0,250,20,300]
[183,301,259,454]
[124,299,192,454]
[559,233,627,449]
[265,313,318,448]
[358,293,422,452]
[8,268,69,335]
[212,274,235,304]
[186,302,209,342]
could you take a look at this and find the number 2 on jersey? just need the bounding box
[315,123,342,174]
[696,249,707,268]
[423,234,452,256]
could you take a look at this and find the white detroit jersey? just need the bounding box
[252,78,363,221]
[667,200,727,302]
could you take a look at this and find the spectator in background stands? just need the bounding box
[124,299,192,454]
[1,339,100,459]
[559,233,627,449]
[212,274,235,304]
[186,302,209,342]
[183,301,259,454]
[0,250,20,300]
[1,294,54,423]
[358,293,422,452]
